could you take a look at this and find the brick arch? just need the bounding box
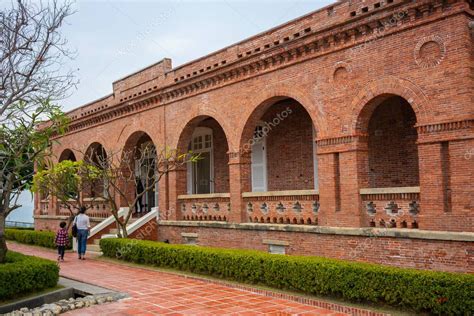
[84,142,107,164]
[58,148,77,163]
[117,128,158,159]
[169,111,232,153]
[238,96,320,153]
[237,85,327,145]
[123,131,155,153]
[175,115,231,155]
[350,76,428,134]
[174,114,231,196]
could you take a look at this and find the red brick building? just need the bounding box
[35,0,474,273]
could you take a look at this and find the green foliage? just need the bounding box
[0,251,59,300]
[32,160,101,202]
[0,100,69,194]
[100,238,474,315]
[5,229,72,250]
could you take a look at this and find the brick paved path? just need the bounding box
[8,243,356,315]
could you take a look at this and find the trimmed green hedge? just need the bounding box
[101,238,474,315]
[5,229,72,249]
[0,251,59,300]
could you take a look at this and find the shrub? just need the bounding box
[5,229,72,249]
[0,251,59,300]
[100,238,474,315]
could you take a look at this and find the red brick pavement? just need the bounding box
[8,243,379,315]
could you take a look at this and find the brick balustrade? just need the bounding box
[243,190,319,225]
[178,193,231,222]
[360,187,421,229]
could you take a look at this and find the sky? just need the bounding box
[6,0,333,223]
[61,0,333,111]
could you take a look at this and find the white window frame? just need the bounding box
[187,127,214,194]
[312,125,319,190]
[251,123,268,192]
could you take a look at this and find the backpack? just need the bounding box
[71,216,78,237]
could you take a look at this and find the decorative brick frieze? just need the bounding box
[54,0,467,138]
[417,119,474,134]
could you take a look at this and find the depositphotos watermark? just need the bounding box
[465,148,474,160]
[349,10,407,58]
[241,106,293,153]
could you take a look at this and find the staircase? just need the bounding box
[87,227,119,252]
[85,208,159,254]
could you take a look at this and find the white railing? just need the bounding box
[88,207,128,240]
[126,207,159,236]
[101,207,159,239]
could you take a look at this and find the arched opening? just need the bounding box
[58,149,76,162]
[365,96,419,187]
[241,98,318,192]
[84,143,107,198]
[177,116,230,195]
[357,95,421,228]
[123,132,158,215]
[55,149,78,203]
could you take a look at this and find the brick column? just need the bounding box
[317,136,367,227]
[167,167,186,221]
[418,138,474,232]
[50,196,57,216]
[228,151,251,223]
[158,173,168,218]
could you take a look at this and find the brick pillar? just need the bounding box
[158,173,168,218]
[50,196,57,216]
[418,138,474,232]
[228,151,251,223]
[167,167,186,221]
[317,136,367,227]
[418,142,445,230]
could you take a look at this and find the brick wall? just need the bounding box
[38,1,473,245]
[367,96,419,188]
[158,224,473,273]
[263,100,315,191]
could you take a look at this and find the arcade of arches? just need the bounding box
[34,0,473,272]
[45,96,425,228]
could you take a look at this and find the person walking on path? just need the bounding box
[73,206,91,260]
[54,221,69,261]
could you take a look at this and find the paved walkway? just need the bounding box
[9,243,356,316]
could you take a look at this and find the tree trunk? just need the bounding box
[0,213,7,263]
[120,222,128,238]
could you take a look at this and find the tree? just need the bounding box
[90,143,197,238]
[0,0,76,119]
[0,100,68,262]
[0,0,76,263]
[32,160,101,228]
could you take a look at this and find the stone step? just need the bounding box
[87,244,102,253]
[93,238,101,245]
[109,228,118,234]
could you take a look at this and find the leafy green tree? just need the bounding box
[91,144,197,238]
[32,160,102,228]
[0,0,75,263]
[0,100,69,263]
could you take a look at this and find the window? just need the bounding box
[251,124,267,192]
[269,244,286,255]
[187,127,214,194]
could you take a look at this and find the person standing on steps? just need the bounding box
[73,206,91,260]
